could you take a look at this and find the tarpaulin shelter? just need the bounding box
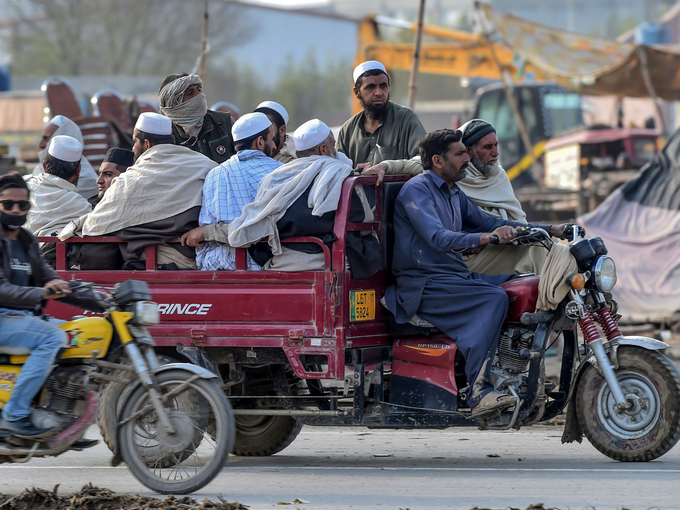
[482,4,680,102]
[579,129,680,322]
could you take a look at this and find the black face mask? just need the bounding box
[0,211,27,230]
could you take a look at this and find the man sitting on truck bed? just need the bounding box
[26,135,93,266]
[383,129,570,417]
[227,119,380,277]
[79,112,215,269]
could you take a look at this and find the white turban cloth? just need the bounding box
[159,74,208,139]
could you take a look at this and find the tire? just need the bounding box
[119,369,235,495]
[575,346,680,462]
[98,355,198,467]
[232,415,302,456]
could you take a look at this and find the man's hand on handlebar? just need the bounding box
[43,279,71,300]
[181,226,205,247]
[481,226,518,246]
[549,223,586,240]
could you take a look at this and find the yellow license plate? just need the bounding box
[350,290,375,321]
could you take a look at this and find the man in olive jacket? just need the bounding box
[0,173,71,439]
[158,73,235,163]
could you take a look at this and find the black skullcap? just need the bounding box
[103,148,135,169]
[461,119,496,147]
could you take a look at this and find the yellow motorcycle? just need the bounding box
[0,280,235,495]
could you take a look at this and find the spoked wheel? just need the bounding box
[576,346,680,462]
[119,370,235,494]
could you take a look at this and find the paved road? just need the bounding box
[1,425,679,510]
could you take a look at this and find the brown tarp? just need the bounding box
[483,5,680,101]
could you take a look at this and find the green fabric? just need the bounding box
[337,102,426,167]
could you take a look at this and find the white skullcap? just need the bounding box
[353,60,387,83]
[48,135,82,163]
[256,101,289,125]
[293,119,331,151]
[49,115,65,127]
[232,112,272,142]
[135,112,172,135]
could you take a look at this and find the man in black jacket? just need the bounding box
[158,73,235,163]
[0,173,71,438]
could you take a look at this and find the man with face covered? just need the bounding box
[337,61,426,167]
[158,73,235,163]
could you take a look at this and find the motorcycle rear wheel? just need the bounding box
[119,369,235,494]
[576,346,680,462]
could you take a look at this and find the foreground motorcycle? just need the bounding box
[0,280,234,494]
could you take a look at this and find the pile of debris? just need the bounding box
[0,484,248,510]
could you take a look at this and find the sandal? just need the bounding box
[470,391,517,418]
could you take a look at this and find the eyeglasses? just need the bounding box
[0,200,31,212]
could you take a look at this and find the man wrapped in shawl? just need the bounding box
[158,73,235,163]
[26,115,99,201]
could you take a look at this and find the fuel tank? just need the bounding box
[501,275,540,323]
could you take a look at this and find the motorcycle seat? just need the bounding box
[379,296,442,337]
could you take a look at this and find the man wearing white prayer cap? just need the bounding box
[255,100,296,164]
[225,118,380,276]
[181,112,281,270]
[27,115,99,201]
[26,135,93,251]
[158,72,235,164]
[73,111,216,270]
[337,60,426,168]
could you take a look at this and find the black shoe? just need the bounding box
[0,417,54,439]
[71,438,99,449]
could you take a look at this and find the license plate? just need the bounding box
[350,290,375,322]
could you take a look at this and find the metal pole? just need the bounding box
[407,0,426,109]
[199,0,210,81]
[637,46,667,133]
[484,33,541,186]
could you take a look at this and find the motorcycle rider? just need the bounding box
[384,129,572,417]
[0,172,72,439]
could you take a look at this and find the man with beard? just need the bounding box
[255,101,296,164]
[382,129,569,418]
[158,73,235,163]
[26,115,99,201]
[337,61,426,167]
[458,119,549,275]
[189,113,280,270]
[89,148,135,207]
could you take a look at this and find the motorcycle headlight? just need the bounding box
[592,256,617,292]
[131,301,160,326]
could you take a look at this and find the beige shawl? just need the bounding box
[83,144,215,236]
[274,135,297,164]
[457,162,527,222]
[536,243,579,311]
[26,173,93,237]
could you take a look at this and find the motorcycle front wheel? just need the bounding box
[576,346,680,462]
[119,369,235,494]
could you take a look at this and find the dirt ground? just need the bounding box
[0,484,247,510]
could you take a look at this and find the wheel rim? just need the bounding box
[235,414,278,437]
[125,379,223,486]
[597,370,660,439]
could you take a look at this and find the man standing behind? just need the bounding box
[194,113,280,271]
[158,73,235,163]
[255,101,296,163]
[90,148,135,207]
[26,136,92,238]
[337,60,426,167]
